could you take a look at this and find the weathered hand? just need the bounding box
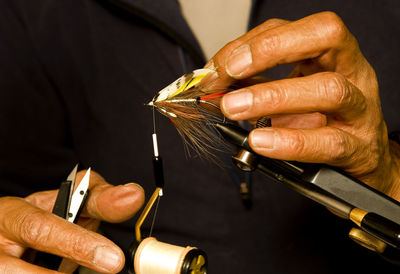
[206,12,400,201]
[0,170,144,273]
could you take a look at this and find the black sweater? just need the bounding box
[1,0,400,273]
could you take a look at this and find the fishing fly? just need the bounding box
[148,69,228,162]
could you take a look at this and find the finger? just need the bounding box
[248,127,367,172]
[58,257,78,273]
[221,72,366,121]
[58,218,100,273]
[0,252,61,274]
[75,170,145,223]
[25,190,57,212]
[0,232,26,257]
[247,113,327,129]
[270,113,327,129]
[201,18,289,90]
[217,12,365,80]
[0,197,124,273]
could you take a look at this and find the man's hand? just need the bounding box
[206,12,400,201]
[0,170,145,273]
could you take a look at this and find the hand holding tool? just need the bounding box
[34,165,91,270]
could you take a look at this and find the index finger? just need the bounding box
[211,12,365,82]
[201,18,289,91]
[0,197,124,273]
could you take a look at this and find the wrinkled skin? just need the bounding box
[0,170,144,273]
[203,12,400,201]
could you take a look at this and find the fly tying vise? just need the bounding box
[126,103,207,274]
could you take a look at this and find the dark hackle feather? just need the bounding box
[151,86,228,163]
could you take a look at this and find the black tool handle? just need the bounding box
[34,251,63,270]
[52,180,73,218]
[361,213,400,249]
[33,180,72,270]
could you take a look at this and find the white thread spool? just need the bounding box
[133,237,206,274]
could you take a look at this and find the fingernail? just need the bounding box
[114,183,143,200]
[222,89,253,115]
[93,246,123,272]
[226,44,252,77]
[251,129,276,149]
[123,182,142,189]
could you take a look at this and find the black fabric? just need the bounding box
[0,0,399,273]
[390,132,400,145]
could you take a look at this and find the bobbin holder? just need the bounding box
[215,123,400,260]
[127,185,208,274]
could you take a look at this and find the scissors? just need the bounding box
[34,164,91,269]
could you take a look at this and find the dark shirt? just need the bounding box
[1,0,400,273]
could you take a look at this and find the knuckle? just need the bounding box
[352,90,367,113]
[257,85,286,112]
[62,229,97,262]
[16,210,53,247]
[328,131,349,163]
[259,31,282,57]
[321,72,367,113]
[319,12,349,45]
[263,18,287,28]
[322,72,349,106]
[287,131,307,158]
[69,232,91,258]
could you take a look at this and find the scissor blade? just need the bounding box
[67,168,90,223]
[67,164,78,183]
[51,164,78,218]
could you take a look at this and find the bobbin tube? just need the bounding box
[135,188,162,243]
